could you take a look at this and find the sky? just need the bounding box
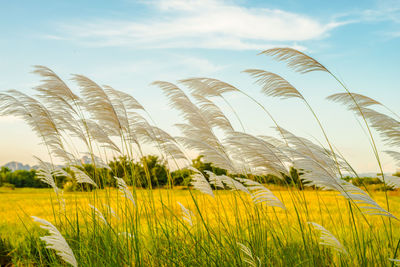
[0,0,400,173]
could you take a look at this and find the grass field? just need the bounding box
[1,186,400,266]
[1,47,400,266]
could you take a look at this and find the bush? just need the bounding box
[1,183,15,190]
[63,181,79,192]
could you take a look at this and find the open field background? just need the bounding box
[1,186,400,266]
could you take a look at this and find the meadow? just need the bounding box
[1,47,400,266]
[1,186,400,266]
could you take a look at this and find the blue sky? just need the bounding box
[0,0,399,173]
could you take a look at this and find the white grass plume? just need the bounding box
[72,74,122,136]
[0,91,66,160]
[308,222,348,255]
[237,242,261,267]
[360,108,400,147]
[31,216,78,267]
[389,258,400,265]
[115,177,135,206]
[327,92,381,111]
[177,134,235,173]
[135,122,188,162]
[384,175,400,189]
[205,171,249,194]
[206,171,225,189]
[244,69,304,100]
[225,131,289,177]
[192,94,234,132]
[385,150,400,167]
[189,167,214,197]
[85,120,121,153]
[70,166,97,187]
[33,65,79,104]
[280,128,396,219]
[179,77,240,97]
[35,157,70,195]
[89,204,107,224]
[238,178,286,209]
[259,48,329,74]
[177,202,194,226]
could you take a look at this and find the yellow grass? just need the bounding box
[1,186,400,239]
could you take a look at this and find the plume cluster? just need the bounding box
[308,222,348,255]
[237,242,261,267]
[32,216,78,267]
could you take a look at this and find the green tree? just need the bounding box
[192,155,227,176]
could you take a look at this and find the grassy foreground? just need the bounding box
[1,187,400,266]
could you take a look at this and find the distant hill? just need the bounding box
[2,161,35,171]
[2,161,66,171]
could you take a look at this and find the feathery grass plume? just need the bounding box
[0,91,66,161]
[280,128,396,218]
[118,232,133,238]
[278,127,340,174]
[237,178,286,209]
[152,81,210,131]
[115,177,135,206]
[192,94,234,132]
[327,92,381,111]
[206,170,225,189]
[176,134,236,173]
[35,158,65,194]
[225,131,289,177]
[179,77,248,131]
[383,175,400,189]
[205,171,249,194]
[179,77,240,97]
[154,81,234,171]
[243,69,304,100]
[31,216,78,267]
[81,153,111,170]
[103,85,145,145]
[390,258,400,265]
[385,150,400,167]
[299,162,396,219]
[134,121,188,162]
[105,204,119,220]
[360,108,400,147]
[70,166,97,187]
[104,85,144,111]
[89,204,107,224]
[33,65,80,104]
[177,202,194,226]
[153,81,228,155]
[308,222,348,255]
[237,242,261,267]
[259,47,329,74]
[72,74,122,137]
[32,66,88,143]
[85,120,121,153]
[188,167,214,197]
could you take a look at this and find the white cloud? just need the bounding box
[52,0,342,50]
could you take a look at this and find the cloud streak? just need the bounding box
[50,0,343,50]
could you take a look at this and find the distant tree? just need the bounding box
[192,155,227,176]
[281,167,307,190]
[0,167,11,187]
[109,155,169,188]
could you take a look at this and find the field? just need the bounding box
[1,186,400,266]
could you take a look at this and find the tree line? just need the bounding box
[0,155,396,190]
